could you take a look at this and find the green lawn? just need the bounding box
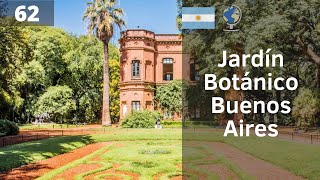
[184,129,320,180]
[19,124,86,130]
[0,129,181,172]
[0,136,93,172]
[0,128,319,179]
[38,139,251,180]
[38,140,182,180]
[183,141,253,180]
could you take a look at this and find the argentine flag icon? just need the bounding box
[182,7,215,29]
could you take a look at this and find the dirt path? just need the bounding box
[206,142,304,180]
[0,142,111,180]
[0,140,306,180]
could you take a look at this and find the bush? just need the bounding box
[183,120,219,127]
[154,80,182,115]
[161,120,219,127]
[293,88,320,130]
[121,110,161,128]
[34,86,76,122]
[0,119,19,136]
[161,121,182,127]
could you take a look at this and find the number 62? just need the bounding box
[15,5,39,22]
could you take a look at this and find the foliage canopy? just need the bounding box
[293,88,320,129]
[154,80,182,115]
[0,26,121,124]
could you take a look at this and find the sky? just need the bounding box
[54,0,179,38]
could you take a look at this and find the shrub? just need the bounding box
[34,86,76,123]
[138,148,171,154]
[161,120,182,127]
[182,120,219,127]
[160,120,218,127]
[154,80,182,115]
[0,119,19,136]
[292,88,320,130]
[132,161,157,168]
[121,110,161,128]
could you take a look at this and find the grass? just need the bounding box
[0,128,319,179]
[0,136,93,172]
[37,144,114,180]
[19,124,86,130]
[184,129,320,180]
[39,140,249,180]
[37,140,182,180]
[227,136,320,180]
[110,141,181,179]
[183,142,253,180]
[0,129,181,172]
[92,128,182,142]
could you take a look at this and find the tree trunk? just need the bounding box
[296,36,320,65]
[75,97,81,122]
[102,43,111,126]
[295,23,320,88]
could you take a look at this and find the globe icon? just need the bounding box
[223,5,241,31]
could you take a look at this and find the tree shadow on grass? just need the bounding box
[0,135,94,174]
[0,164,54,180]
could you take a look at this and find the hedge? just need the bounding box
[121,110,161,128]
[0,119,20,137]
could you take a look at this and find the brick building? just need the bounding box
[119,29,192,120]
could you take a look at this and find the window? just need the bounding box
[163,110,173,119]
[122,102,127,116]
[190,59,200,81]
[163,58,173,64]
[163,58,173,81]
[132,101,140,111]
[190,106,201,119]
[195,107,201,118]
[132,60,140,78]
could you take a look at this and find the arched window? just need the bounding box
[163,58,173,81]
[132,60,140,79]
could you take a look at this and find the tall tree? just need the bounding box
[0,24,30,121]
[83,0,125,126]
[180,0,320,125]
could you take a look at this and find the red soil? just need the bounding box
[153,164,183,180]
[53,164,102,180]
[85,164,139,180]
[171,176,183,180]
[0,138,304,180]
[153,173,165,180]
[199,164,238,180]
[0,142,111,180]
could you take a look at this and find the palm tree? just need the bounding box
[83,0,125,126]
